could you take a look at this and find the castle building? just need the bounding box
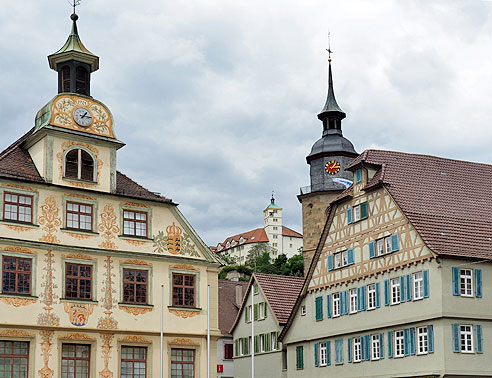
[215,196,302,264]
[0,12,221,378]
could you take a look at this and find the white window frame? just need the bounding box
[394,330,404,358]
[319,342,327,366]
[332,292,340,317]
[460,325,473,353]
[417,326,428,355]
[353,337,362,362]
[239,339,244,356]
[260,334,265,352]
[258,302,265,319]
[271,332,278,351]
[349,289,357,314]
[367,284,376,310]
[353,206,361,222]
[460,269,473,297]
[377,239,384,256]
[342,250,349,267]
[391,278,400,305]
[334,253,341,269]
[385,236,392,254]
[371,334,380,360]
[247,305,252,322]
[301,305,306,316]
[413,271,424,300]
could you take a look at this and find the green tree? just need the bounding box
[282,253,304,277]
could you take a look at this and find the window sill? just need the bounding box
[63,177,97,185]
[118,235,153,242]
[168,306,202,312]
[60,298,98,304]
[118,302,154,308]
[61,228,99,235]
[0,293,38,299]
[0,220,38,228]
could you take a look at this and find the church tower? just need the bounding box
[298,56,358,274]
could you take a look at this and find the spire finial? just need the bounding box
[68,0,81,14]
[326,31,332,62]
[271,191,275,204]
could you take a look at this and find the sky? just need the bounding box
[1,0,492,246]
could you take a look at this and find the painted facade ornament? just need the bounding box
[3,183,37,192]
[97,256,118,329]
[60,333,96,340]
[98,205,119,250]
[4,246,35,254]
[62,253,95,260]
[64,193,97,201]
[38,330,54,378]
[170,338,199,346]
[0,329,34,338]
[6,224,32,232]
[171,264,198,271]
[153,223,200,257]
[169,309,200,319]
[38,196,61,244]
[63,303,95,326]
[123,239,148,246]
[121,202,150,208]
[118,305,153,316]
[121,259,151,266]
[0,296,36,307]
[66,232,92,240]
[99,333,114,378]
[37,251,60,326]
[118,335,152,344]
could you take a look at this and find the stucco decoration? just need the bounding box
[118,306,153,316]
[0,297,36,307]
[3,183,38,192]
[123,239,148,246]
[64,193,97,201]
[169,309,200,319]
[38,196,61,244]
[98,205,119,250]
[121,202,150,208]
[56,141,103,187]
[0,329,34,338]
[4,246,35,254]
[153,223,200,257]
[60,333,96,340]
[121,259,151,266]
[37,251,60,326]
[6,224,32,232]
[62,253,95,260]
[118,335,152,344]
[99,333,114,378]
[66,232,92,240]
[63,303,96,326]
[38,330,54,378]
[170,264,197,271]
[169,338,199,346]
[97,256,118,329]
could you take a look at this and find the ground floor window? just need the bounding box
[121,346,147,378]
[171,349,194,378]
[0,341,29,378]
[61,344,90,378]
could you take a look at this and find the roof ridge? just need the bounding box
[0,128,35,160]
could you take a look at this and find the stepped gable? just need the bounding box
[341,149,492,259]
[218,280,248,337]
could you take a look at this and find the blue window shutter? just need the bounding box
[360,202,368,219]
[406,274,412,302]
[347,208,353,224]
[328,255,334,271]
[452,267,460,296]
[361,286,366,311]
[379,333,385,359]
[452,324,459,352]
[344,291,349,315]
[340,339,344,363]
[410,328,416,355]
[357,287,362,312]
[365,335,371,360]
[428,325,434,353]
[327,341,331,366]
[369,241,376,259]
[376,282,381,308]
[400,276,406,303]
[335,340,339,364]
[340,291,345,315]
[475,325,483,354]
[391,234,399,252]
[423,270,430,298]
[348,338,353,363]
[403,328,410,356]
[388,331,393,358]
[327,294,332,318]
[314,342,319,367]
[361,336,366,361]
[315,296,323,321]
[347,248,354,265]
[384,280,390,306]
[475,269,482,298]
[356,169,362,183]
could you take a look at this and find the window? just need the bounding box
[259,334,265,352]
[417,327,428,355]
[319,342,327,366]
[273,243,278,247]
[367,284,376,310]
[460,269,473,297]
[121,346,147,378]
[273,226,277,230]
[75,66,88,94]
[3,192,33,224]
[258,302,266,319]
[349,289,357,314]
[391,278,400,305]
[2,256,32,295]
[123,210,148,238]
[342,250,349,266]
[301,305,306,316]
[64,148,95,181]
[355,169,362,183]
[65,263,92,300]
[413,272,424,300]
[66,202,93,231]
[347,203,368,224]
[122,269,148,304]
[332,293,340,317]
[394,330,404,357]
[171,349,194,378]
[61,65,71,92]
[271,332,279,351]
[172,273,195,308]
[295,346,303,369]
[376,239,384,256]
[273,235,278,239]
[371,335,380,360]
[273,218,278,222]
[460,325,473,353]
[253,283,259,294]
[334,253,341,269]
[224,344,233,360]
[385,236,392,254]
[353,337,361,362]
[353,206,361,222]
[61,344,90,378]
[0,341,29,378]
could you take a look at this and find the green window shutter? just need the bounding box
[314,342,319,367]
[452,324,460,352]
[254,335,259,354]
[347,208,353,224]
[315,296,323,321]
[264,302,268,318]
[388,331,393,358]
[403,328,410,356]
[475,325,483,354]
[355,169,362,183]
[327,341,331,366]
[347,338,352,363]
[328,254,334,271]
[360,202,368,219]
[266,333,271,351]
[400,276,406,303]
[375,282,381,308]
[234,339,238,357]
[300,346,304,369]
[296,346,304,369]
[428,325,434,353]
[379,333,385,359]
[423,270,430,298]
[410,328,416,355]
[475,269,482,298]
[254,304,258,321]
[369,241,376,259]
[245,307,248,322]
[347,248,354,265]
[384,280,390,306]
[452,267,460,296]
[391,234,399,252]
[276,332,280,350]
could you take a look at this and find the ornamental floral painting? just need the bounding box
[38,196,61,244]
[97,256,118,329]
[37,251,60,327]
[153,222,200,257]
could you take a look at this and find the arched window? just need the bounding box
[61,66,71,92]
[75,66,88,95]
[64,148,95,182]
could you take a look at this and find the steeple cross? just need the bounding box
[326,32,333,61]
[68,0,82,14]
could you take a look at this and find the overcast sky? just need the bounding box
[1,0,492,246]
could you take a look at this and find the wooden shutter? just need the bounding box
[327,255,334,271]
[403,328,410,356]
[428,325,434,353]
[452,324,460,352]
[475,269,482,298]
[391,234,399,252]
[387,331,393,358]
[423,270,430,298]
[375,282,381,308]
[475,325,483,354]
[452,267,460,296]
[315,296,323,321]
[410,328,416,355]
[369,241,376,259]
[384,280,390,306]
[400,276,406,303]
[254,335,259,353]
[314,342,319,367]
[264,303,268,319]
[347,208,353,224]
[327,341,331,366]
[379,333,385,359]
[254,304,258,321]
[326,294,332,318]
[364,335,370,360]
[361,286,366,311]
[360,202,368,219]
[347,338,352,363]
[347,248,354,265]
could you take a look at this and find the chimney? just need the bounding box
[235,285,243,307]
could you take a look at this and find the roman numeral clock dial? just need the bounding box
[325,160,341,175]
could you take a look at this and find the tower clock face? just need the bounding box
[325,160,341,175]
[73,107,93,127]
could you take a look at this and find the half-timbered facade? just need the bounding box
[280,149,492,377]
[0,12,221,378]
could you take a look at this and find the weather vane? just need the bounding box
[326,31,333,62]
[68,0,82,14]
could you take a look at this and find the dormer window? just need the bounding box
[64,148,95,182]
[355,169,362,183]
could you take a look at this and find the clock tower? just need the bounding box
[298,57,358,274]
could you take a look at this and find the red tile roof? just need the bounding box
[218,280,248,337]
[282,226,302,238]
[217,227,269,251]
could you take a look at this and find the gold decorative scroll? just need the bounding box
[119,306,153,316]
[0,297,36,307]
[169,309,200,319]
[118,335,152,344]
[60,333,96,340]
